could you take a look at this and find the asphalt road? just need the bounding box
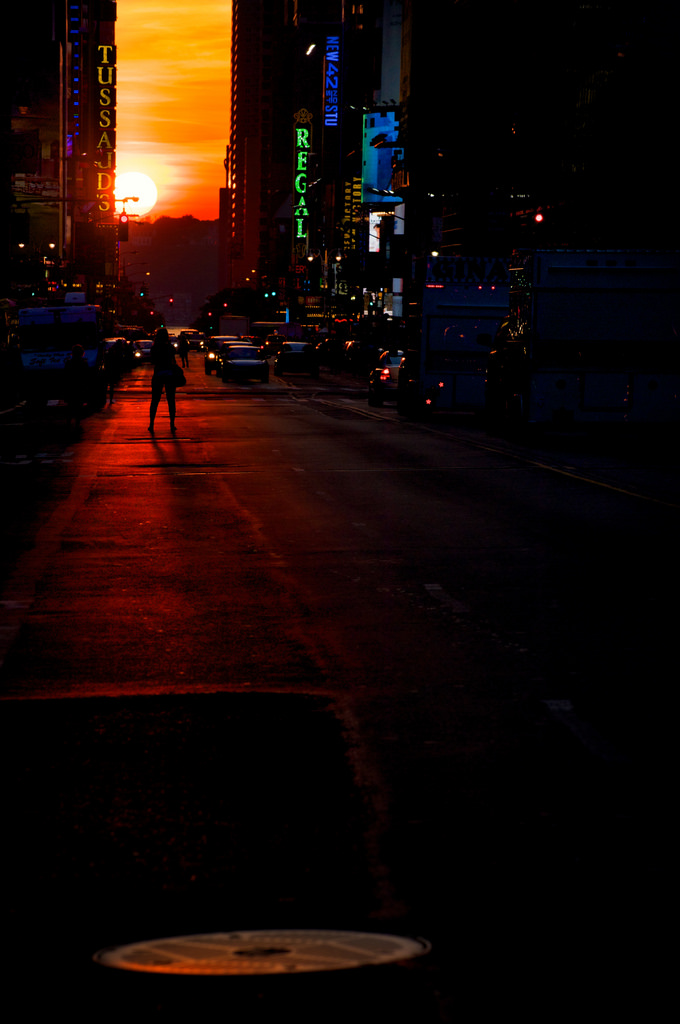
[1,359,676,1020]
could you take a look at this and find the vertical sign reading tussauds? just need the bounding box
[293,109,313,258]
[94,44,116,214]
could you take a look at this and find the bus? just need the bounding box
[16,297,107,407]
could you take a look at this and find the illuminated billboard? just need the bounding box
[362,110,402,205]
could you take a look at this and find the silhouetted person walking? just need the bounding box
[178,333,190,368]
[149,328,178,433]
[104,338,124,404]
[64,343,89,430]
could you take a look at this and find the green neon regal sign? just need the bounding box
[293,109,313,250]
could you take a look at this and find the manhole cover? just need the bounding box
[93,929,431,975]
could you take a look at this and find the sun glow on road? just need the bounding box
[115,172,159,217]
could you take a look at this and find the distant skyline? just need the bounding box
[116,2,231,221]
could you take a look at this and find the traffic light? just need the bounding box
[118,213,129,242]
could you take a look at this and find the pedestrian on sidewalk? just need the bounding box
[64,343,89,430]
[178,332,190,368]
[149,327,178,433]
[104,338,124,404]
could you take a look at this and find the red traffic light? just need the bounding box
[118,213,129,241]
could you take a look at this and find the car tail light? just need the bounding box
[380,368,390,381]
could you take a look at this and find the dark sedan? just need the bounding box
[221,344,270,383]
[132,339,154,363]
[274,342,319,378]
[368,349,404,405]
[204,336,240,374]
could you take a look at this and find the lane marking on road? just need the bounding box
[310,395,680,508]
[95,469,257,477]
[423,583,470,613]
[516,457,680,509]
[406,425,680,509]
[542,699,627,763]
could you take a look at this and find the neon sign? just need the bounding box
[343,177,362,251]
[94,44,116,213]
[293,109,313,253]
[324,36,341,128]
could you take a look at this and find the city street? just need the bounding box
[1,358,676,1020]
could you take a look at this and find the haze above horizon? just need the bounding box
[116,2,231,222]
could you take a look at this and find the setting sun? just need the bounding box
[115,2,231,221]
[115,171,159,218]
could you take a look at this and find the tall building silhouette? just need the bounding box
[223,0,295,292]
[5,1,119,306]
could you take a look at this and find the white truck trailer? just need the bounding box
[486,250,680,426]
[398,256,510,417]
[218,315,251,337]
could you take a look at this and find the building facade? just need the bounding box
[4,1,118,313]
[219,0,677,331]
[224,0,294,294]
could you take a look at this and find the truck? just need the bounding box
[485,249,680,427]
[16,297,107,407]
[397,256,510,417]
[250,321,304,341]
[218,315,250,337]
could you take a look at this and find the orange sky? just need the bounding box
[116,2,231,221]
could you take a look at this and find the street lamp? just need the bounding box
[327,249,344,298]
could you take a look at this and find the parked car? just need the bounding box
[368,349,404,406]
[204,336,240,374]
[274,342,319,378]
[221,344,270,383]
[342,337,377,374]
